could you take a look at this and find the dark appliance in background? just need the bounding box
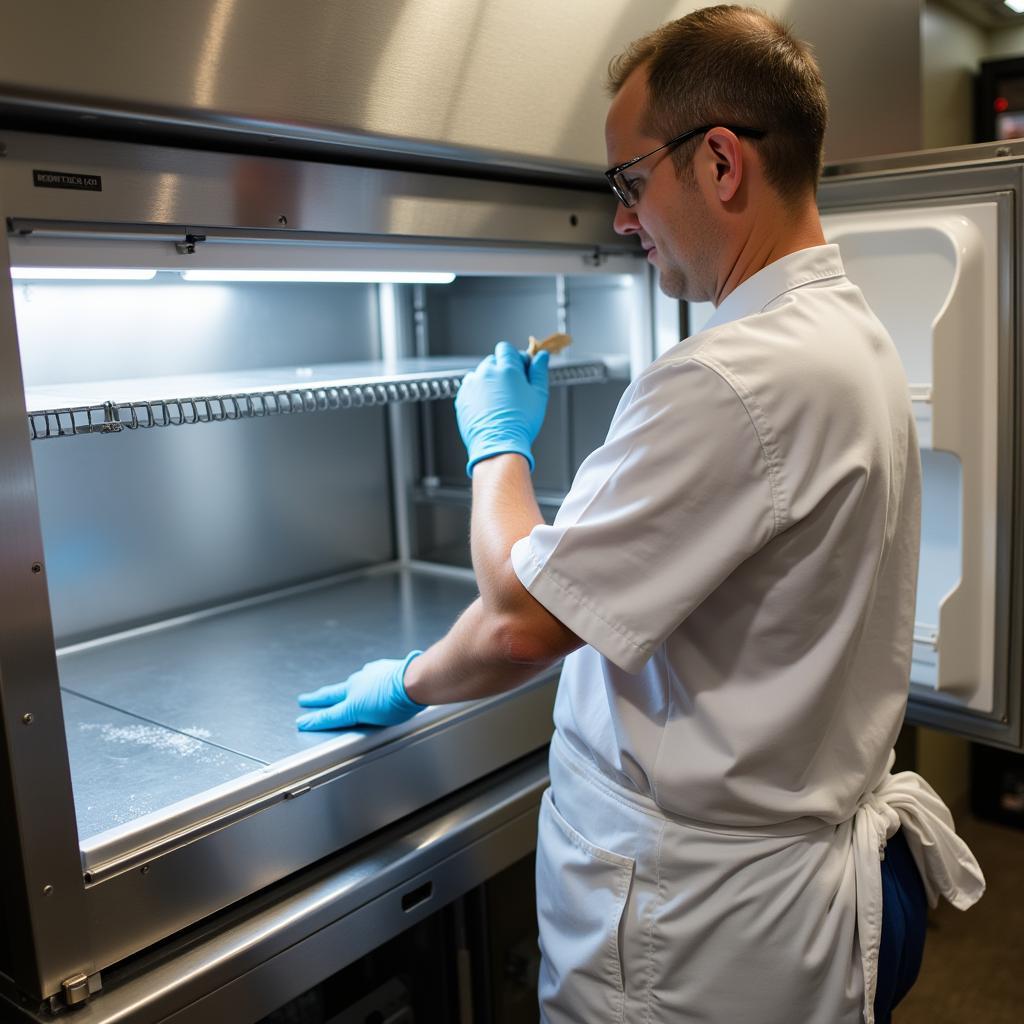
[976,54,1024,141]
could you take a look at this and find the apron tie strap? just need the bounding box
[852,752,986,1023]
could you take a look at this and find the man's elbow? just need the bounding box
[491,607,583,668]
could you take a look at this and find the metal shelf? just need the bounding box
[60,561,482,860]
[25,356,610,440]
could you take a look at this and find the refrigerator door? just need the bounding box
[818,156,1021,750]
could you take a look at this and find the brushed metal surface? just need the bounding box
[0,226,94,997]
[60,566,480,768]
[161,807,541,1024]
[62,690,263,842]
[16,270,392,644]
[0,131,624,248]
[0,1,921,171]
[32,411,393,644]
[14,278,381,389]
[823,139,1024,180]
[0,752,547,1024]
[80,672,556,978]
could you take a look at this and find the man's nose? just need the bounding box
[613,202,640,236]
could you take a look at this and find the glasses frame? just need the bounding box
[604,124,767,208]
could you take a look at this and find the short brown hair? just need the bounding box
[608,5,828,202]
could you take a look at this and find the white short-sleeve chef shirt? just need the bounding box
[512,244,921,827]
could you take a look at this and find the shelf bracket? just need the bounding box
[174,233,207,256]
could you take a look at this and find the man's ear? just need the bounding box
[702,128,744,203]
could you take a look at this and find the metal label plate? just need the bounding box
[32,169,102,191]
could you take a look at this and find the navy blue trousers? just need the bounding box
[873,827,928,1023]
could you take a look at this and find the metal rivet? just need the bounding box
[140,865,150,875]
[22,713,33,725]
[42,885,53,896]
[31,562,42,574]
[277,215,288,226]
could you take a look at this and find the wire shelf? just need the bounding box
[26,358,610,440]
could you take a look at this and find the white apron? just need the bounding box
[537,732,985,1024]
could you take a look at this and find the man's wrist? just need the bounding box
[398,650,428,708]
[465,428,535,476]
[397,650,425,709]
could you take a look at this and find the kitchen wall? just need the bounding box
[922,1,988,148]
[986,21,1024,57]
[922,0,1024,148]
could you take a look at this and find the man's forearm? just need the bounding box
[403,453,580,706]
[403,594,558,704]
[470,453,544,603]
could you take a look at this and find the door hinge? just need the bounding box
[53,970,101,1010]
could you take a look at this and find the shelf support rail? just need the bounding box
[27,364,609,441]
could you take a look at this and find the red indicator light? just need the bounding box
[995,97,1010,113]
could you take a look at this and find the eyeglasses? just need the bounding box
[604,124,767,208]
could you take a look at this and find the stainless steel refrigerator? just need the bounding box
[1,128,1022,1020]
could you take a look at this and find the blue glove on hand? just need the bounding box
[455,341,550,476]
[296,651,424,730]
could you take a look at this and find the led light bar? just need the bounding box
[10,267,158,281]
[180,270,456,284]
[1006,0,1024,14]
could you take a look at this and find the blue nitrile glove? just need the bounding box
[455,341,550,476]
[296,651,424,730]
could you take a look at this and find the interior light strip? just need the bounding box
[1006,0,1024,14]
[10,267,158,281]
[180,270,456,284]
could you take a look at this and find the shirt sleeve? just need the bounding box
[511,356,780,674]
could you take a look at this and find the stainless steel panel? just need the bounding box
[823,139,1024,181]
[33,410,393,644]
[0,223,93,998]
[7,233,644,277]
[80,673,556,977]
[13,278,380,388]
[17,270,391,642]
[819,165,1022,751]
[162,809,540,1024]
[62,690,263,842]
[60,566,480,766]
[0,1,921,172]
[0,132,623,248]
[0,752,547,1024]
[425,278,560,358]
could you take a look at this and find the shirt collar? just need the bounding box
[701,243,846,332]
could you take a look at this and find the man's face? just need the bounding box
[604,68,720,302]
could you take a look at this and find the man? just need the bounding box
[297,6,984,1022]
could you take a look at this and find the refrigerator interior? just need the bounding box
[9,244,644,862]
